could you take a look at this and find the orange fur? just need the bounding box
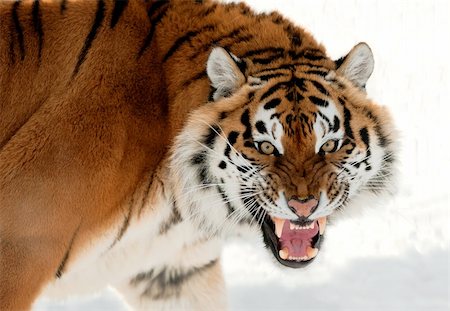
[0,1,394,309]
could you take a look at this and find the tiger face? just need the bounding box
[172,44,395,268]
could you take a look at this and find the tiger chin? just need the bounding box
[0,0,396,310]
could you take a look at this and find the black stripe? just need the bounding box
[224,131,239,158]
[311,80,328,95]
[189,27,243,60]
[255,121,267,134]
[341,103,354,139]
[255,72,288,80]
[241,47,285,58]
[163,24,216,63]
[333,116,340,132]
[359,127,370,148]
[317,111,332,129]
[204,125,220,147]
[32,0,44,62]
[263,98,281,110]
[217,183,234,215]
[110,0,128,29]
[12,0,25,61]
[252,53,285,65]
[138,3,169,57]
[60,0,67,13]
[241,109,252,140]
[182,70,207,87]
[199,3,217,17]
[55,226,80,278]
[260,82,287,101]
[110,193,136,248]
[309,96,328,107]
[72,0,105,78]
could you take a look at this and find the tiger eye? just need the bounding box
[320,139,338,153]
[259,141,275,155]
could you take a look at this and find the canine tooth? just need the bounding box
[273,217,285,237]
[290,222,295,230]
[279,248,289,260]
[307,246,319,258]
[309,223,314,229]
[318,217,327,234]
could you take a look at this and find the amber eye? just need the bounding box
[320,139,339,153]
[258,141,276,155]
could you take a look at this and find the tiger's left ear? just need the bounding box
[335,42,374,89]
[207,47,246,101]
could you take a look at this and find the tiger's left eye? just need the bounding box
[320,139,339,153]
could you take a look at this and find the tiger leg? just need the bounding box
[115,259,227,311]
[0,237,63,310]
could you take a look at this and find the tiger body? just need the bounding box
[0,0,396,310]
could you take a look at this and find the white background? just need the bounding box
[35,1,449,310]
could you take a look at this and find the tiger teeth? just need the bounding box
[279,247,289,260]
[272,217,285,238]
[289,222,314,230]
[318,217,327,234]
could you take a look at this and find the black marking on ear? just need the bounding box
[111,0,128,29]
[204,125,220,147]
[32,0,44,62]
[255,121,268,134]
[241,110,252,139]
[311,80,329,96]
[72,0,105,78]
[335,55,347,68]
[309,96,328,107]
[333,116,340,132]
[263,98,281,110]
[218,161,227,169]
[12,0,25,61]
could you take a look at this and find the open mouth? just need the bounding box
[262,216,327,268]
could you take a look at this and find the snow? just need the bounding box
[35,0,449,310]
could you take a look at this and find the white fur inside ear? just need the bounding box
[338,43,374,88]
[206,47,244,100]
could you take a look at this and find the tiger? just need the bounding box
[0,0,397,310]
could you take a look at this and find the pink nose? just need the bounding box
[288,197,318,217]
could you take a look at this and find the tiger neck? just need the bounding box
[148,0,332,136]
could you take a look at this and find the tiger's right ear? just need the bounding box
[206,47,246,101]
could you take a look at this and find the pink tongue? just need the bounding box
[279,221,319,258]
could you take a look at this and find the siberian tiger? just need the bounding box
[0,0,396,310]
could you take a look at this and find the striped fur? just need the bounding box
[0,1,396,310]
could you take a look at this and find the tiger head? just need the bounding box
[171,43,396,268]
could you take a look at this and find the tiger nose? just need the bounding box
[288,196,319,217]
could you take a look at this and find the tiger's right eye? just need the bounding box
[258,141,276,155]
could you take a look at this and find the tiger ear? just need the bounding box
[206,47,246,101]
[335,42,374,89]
